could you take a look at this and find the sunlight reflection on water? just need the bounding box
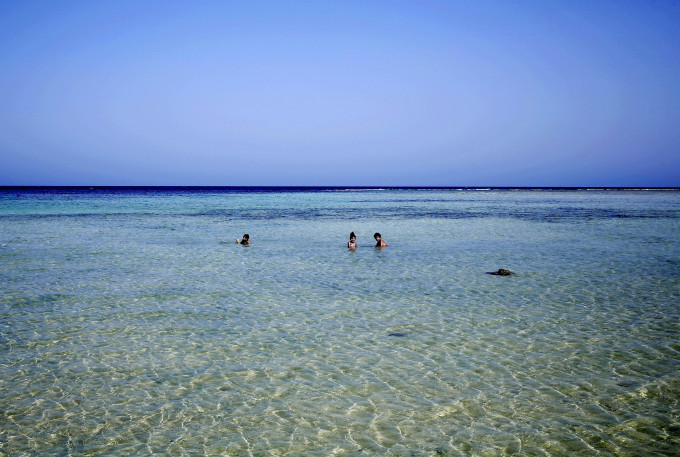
[1,189,679,456]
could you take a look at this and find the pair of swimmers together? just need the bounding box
[348,232,387,249]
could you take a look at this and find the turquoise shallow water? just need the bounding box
[1,188,679,456]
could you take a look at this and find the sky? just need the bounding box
[1,0,679,186]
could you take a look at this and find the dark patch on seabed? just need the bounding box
[486,268,515,276]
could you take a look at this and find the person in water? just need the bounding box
[348,232,357,249]
[374,232,387,247]
[238,234,250,245]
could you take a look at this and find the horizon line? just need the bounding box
[2,185,679,191]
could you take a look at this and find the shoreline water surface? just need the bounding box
[1,188,678,456]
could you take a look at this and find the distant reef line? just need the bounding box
[2,186,679,193]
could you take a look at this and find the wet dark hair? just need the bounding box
[349,232,356,240]
[374,232,381,239]
[243,234,249,240]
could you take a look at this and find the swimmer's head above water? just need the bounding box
[374,232,387,247]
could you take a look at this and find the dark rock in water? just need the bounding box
[487,268,514,276]
[616,380,640,388]
[388,332,408,337]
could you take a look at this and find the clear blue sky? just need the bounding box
[1,0,679,186]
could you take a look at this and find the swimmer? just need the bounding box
[237,234,250,245]
[374,232,387,247]
[348,232,357,249]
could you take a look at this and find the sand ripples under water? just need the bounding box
[1,189,679,456]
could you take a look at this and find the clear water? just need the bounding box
[1,188,679,456]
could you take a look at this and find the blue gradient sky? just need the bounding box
[1,0,679,186]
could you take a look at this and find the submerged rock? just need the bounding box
[388,332,408,337]
[487,268,514,276]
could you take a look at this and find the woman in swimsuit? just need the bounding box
[348,232,357,249]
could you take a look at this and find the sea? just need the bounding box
[1,187,679,456]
